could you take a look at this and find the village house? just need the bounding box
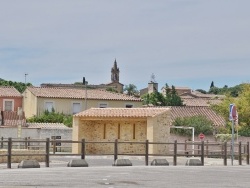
[22,87,143,118]
[0,86,25,126]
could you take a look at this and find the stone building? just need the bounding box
[72,108,171,155]
[41,59,124,93]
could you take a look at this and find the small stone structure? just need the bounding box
[72,108,171,155]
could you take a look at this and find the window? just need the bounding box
[99,103,108,108]
[125,104,133,108]
[45,102,54,112]
[72,103,81,114]
[3,100,14,111]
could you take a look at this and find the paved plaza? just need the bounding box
[0,156,249,187]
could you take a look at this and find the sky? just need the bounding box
[0,0,249,91]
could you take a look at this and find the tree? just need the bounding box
[210,81,215,88]
[124,84,139,97]
[106,87,118,93]
[212,83,250,135]
[195,89,207,94]
[0,78,32,93]
[171,115,214,136]
[142,83,183,106]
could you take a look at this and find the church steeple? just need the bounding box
[111,59,120,83]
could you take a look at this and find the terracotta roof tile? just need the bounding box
[27,87,141,101]
[170,106,225,126]
[74,108,170,118]
[0,86,22,97]
[182,98,223,106]
[27,123,70,129]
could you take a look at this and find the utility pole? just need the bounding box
[83,77,87,110]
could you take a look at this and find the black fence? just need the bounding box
[0,138,249,168]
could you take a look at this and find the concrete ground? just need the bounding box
[0,156,248,188]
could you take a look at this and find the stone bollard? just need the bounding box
[67,159,89,167]
[151,159,169,166]
[18,160,40,168]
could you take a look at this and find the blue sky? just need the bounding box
[0,0,249,91]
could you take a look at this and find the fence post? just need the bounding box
[206,140,209,157]
[173,140,177,166]
[239,141,242,165]
[53,137,56,154]
[184,140,187,152]
[201,141,204,166]
[45,138,50,167]
[224,142,227,166]
[1,137,3,148]
[145,140,149,166]
[81,139,85,159]
[7,137,12,169]
[247,142,249,165]
[114,139,118,162]
[25,137,28,149]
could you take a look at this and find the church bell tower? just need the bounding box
[111,59,120,83]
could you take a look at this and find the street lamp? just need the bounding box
[83,77,87,110]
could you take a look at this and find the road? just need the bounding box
[0,165,249,188]
[0,155,249,187]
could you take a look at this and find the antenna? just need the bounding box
[150,73,156,83]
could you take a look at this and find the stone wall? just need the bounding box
[0,149,45,163]
[74,119,147,154]
[0,127,72,152]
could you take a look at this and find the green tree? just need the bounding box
[0,79,32,93]
[124,84,139,97]
[195,89,207,94]
[142,83,183,106]
[210,81,214,88]
[171,115,214,136]
[106,87,118,93]
[212,83,250,135]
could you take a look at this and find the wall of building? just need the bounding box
[22,89,37,118]
[72,119,147,154]
[0,96,22,111]
[0,127,72,151]
[147,111,171,154]
[33,98,142,117]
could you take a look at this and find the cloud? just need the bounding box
[0,0,249,90]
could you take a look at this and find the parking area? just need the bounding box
[0,164,250,188]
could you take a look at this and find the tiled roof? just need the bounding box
[74,108,170,118]
[0,86,22,97]
[27,123,70,129]
[182,98,223,107]
[27,87,141,101]
[180,91,225,99]
[1,111,26,127]
[170,106,225,126]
